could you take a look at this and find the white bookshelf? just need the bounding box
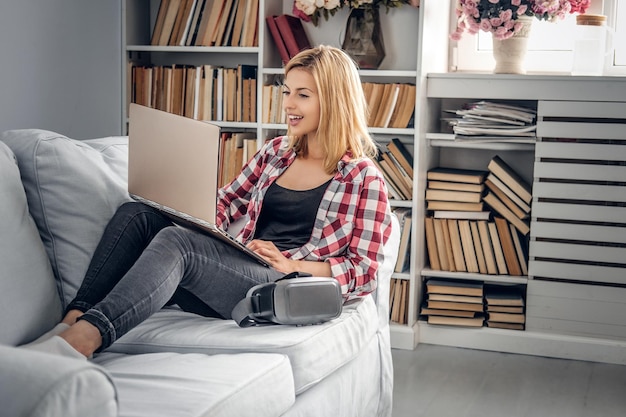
[121,0,427,349]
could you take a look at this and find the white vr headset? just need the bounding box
[231,272,343,327]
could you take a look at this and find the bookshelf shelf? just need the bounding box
[421,268,528,285]
[126,45,259,53]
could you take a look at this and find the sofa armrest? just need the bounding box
[0,345,117,417]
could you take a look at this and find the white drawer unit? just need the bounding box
[529,100,626,285]
[528,100,626,339]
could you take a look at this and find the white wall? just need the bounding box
[0,0,122,139]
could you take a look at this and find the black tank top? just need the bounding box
[253,179,331,251]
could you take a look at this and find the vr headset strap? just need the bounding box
[231,295,260,327]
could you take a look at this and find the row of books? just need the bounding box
[442,101,537,142]
[420,279,525,330]
[130,64,257,123]
[373,138,414,200]
[151,0,259,47]
[364,82,416,129]
[389,278,410,325]
[217,131,258,188]
[260,82,416,131]
[424,216,528,276]
[426,155,532,236]
[266,14,313,65]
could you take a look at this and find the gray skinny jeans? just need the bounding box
[67,202,282,350]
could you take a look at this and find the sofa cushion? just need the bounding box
[93,352,294,417]
[0,345,118,417]
[0,129,132,306]
[0,141,62,345]
[107,294,380,394]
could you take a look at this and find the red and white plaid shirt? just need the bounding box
[217,136,392,296]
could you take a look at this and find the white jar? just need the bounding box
[571,14,609,76]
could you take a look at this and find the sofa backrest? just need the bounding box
[0,141,62,345]
[0,130,132,308]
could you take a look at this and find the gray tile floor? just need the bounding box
[392,344,626,417]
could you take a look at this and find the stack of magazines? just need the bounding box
[443,101,537,142]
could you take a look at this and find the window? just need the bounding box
[450,0,626,75]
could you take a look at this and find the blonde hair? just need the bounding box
[284,45,377,174]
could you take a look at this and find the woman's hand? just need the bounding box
[247,240,296,274]
[247,240,334,278]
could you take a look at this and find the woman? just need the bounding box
[25,45,393,359]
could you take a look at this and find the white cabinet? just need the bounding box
[418,73,626,364]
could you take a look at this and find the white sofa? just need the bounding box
[0,129,400,417]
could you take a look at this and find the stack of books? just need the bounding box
[150,0,259,47]
[424,155,530,276]
[373,138,414,200]
[420,279,485,327]
[484,285,526,330]
[443,101,537,142]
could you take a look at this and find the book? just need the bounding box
[195,0,226,46]
[274,14,312,59]
[427,300,484,312]
[487,305,524,313]
[428,293,483,304]
[427,200,484,212]
[431,218,449,271]
[424,216,441,271]
[366,83,386,126]
[425,279,483,297]
[484,285,525,306]
[387,138,414,178]
[487,311,526,324]
[458,220,479,273]
[487,155,532,204]
[446,219,466,272]
[487,221,508,275]
[228,0,247,46]
[509,224,528,276]
[483,191,530,235]
[391,84,416,129]
[433,210,491,220]
[427,314,484,327]
[477,220,498,275]
[486,321,524,330]
[425,189,483,203]
[421,307,478,318]
[494,217,522,276]
[439,218,456,273]
[151,0,172,45]
[266,15,290,65]
[185,0,207,46]
[427,167,487,184]
[158,0,183,46]
[394,208,412,273]
[381,84,401,128]
[470,221,487,274]
[240,0,259,47]
[428,180,484,193]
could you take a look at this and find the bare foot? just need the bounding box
[59,320,103,358]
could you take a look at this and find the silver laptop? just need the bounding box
[127,103,270,267]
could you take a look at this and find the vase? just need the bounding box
[341,8,385,70]
[492,16,533,74]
